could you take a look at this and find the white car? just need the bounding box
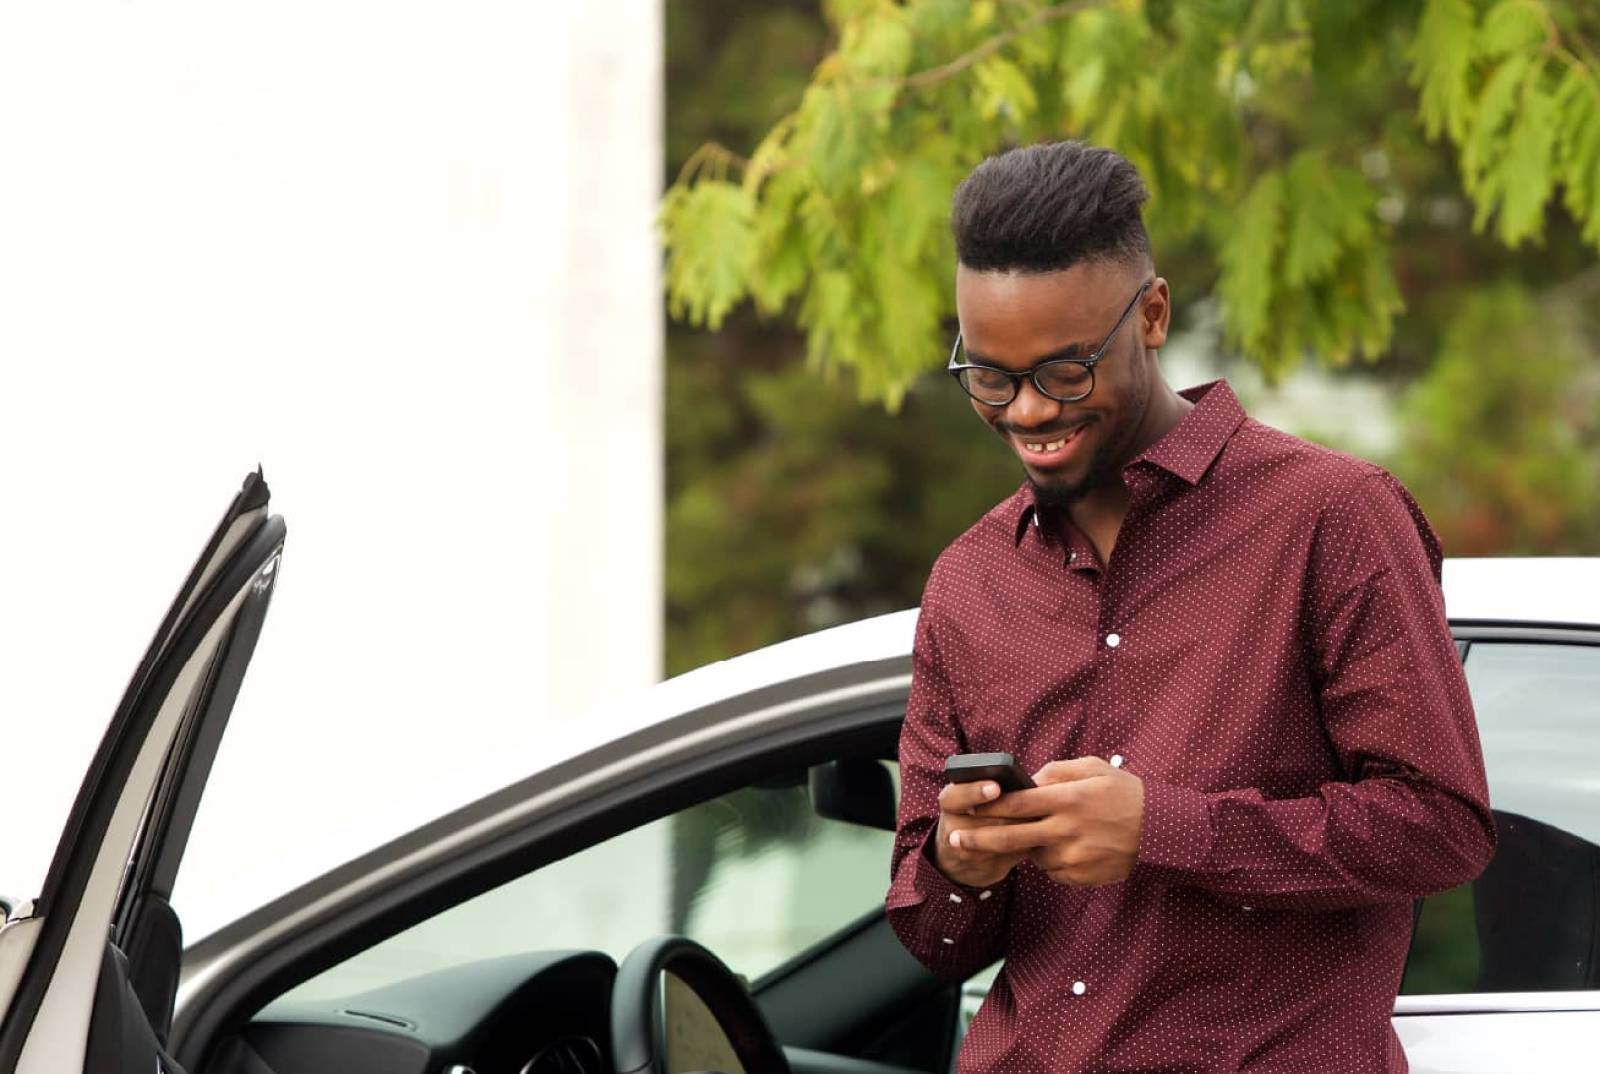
[1,474,1596,1073]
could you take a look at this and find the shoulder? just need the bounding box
[921,483,1028,610]
[1221,417,1388,499]
[1217,419,1442,578]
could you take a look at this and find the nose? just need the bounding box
[1005,374,1062,427]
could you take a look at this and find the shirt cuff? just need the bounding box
[1136,778,1214,874]
[912,827,1006,899]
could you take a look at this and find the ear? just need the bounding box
[1141,277,1171,350]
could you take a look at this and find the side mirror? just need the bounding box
[809,758,897,831]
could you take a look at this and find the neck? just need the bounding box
[1074,378,1193,522]
[1128,378,1194,459]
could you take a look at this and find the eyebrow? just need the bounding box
[961,338,1092,367]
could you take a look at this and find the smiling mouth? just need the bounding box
[1013,423,1088,465]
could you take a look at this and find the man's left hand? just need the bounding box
[960,757,1145,887]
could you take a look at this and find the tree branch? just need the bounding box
[850,0,1109,94]
[674,140,752,187]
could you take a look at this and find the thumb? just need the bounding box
[1032,756,1110,785]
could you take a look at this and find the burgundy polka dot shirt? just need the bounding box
[886,379,1496,1072]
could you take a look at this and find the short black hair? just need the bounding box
[951,141,1151,273]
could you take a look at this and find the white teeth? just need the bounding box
[1025,436,1068,453]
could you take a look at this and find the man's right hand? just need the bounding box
[934,780,1037,888]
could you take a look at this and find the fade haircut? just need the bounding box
[951,141,1151,273]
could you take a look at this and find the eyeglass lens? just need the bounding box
[958,359,1092,405]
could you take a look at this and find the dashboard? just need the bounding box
[210,946,923,1074]
[216,950,617,1074]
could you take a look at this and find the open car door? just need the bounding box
[0,471,286,1074]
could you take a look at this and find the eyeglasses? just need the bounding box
[947,279,1153,406]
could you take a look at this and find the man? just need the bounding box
[884,140,1496,1073]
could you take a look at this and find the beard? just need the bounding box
[1027,435,1119,510]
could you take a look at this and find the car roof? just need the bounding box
[1442,556,1600,626]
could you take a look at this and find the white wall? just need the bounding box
[0,0,662,941]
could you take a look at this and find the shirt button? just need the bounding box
[1242,905,1253,912]
[942,937,955,945]
[1072,981,1087,996]
[1109,754,1124,768]
[1105,633,1121,648]
[978,890,993,901]
[1069,550,1077,562]
[949,893,963,903]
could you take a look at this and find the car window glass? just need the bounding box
[269,761,899,1006]
[1402,641,1600,994]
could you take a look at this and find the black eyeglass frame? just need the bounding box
[946,278,1154,406]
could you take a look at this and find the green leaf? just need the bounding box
[750,169,812,315]
[1461,51,1534,186]
[1409,0,1477,141]
[1357,242,1404,358]
[1064,55,1107,124]
[876,156,954,264]
[843,6,914,78]
[1216,170,1286,354]
[971,56,1039,122]
[660,180,757,330]
[1477,0,1545,58]
[1554,65,1600,247]
[1282,153,1375,286]
[1484,77,1559,245]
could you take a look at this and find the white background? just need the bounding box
[0,1,662,941]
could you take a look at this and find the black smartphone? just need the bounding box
[944,752,1036,793]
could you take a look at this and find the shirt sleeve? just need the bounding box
[1133,469,1498,911]
[886,583,1011,980]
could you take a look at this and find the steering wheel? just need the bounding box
[610,936,791,1074]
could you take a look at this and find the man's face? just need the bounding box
[954,260,1169,508]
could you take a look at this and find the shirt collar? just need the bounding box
[1007,378,1247,546]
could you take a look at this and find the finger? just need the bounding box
[1033,757,1110,785]
[1027,840,1081,870]
[952,818,1055,855]
[938,780,1002,813]
[970,783,1071,819]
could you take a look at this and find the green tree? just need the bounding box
[662,0,1600,405]
[665,0,1026,676]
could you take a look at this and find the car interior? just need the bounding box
[187,730,966,1074]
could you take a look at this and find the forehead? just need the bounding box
[955,261,1137,364]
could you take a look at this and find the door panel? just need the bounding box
[0,473,285,1074]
